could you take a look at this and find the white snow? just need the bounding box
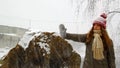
[18,31,60,54]
[0,47,11,60]
[0,33,18,37]
[18,31,41,49]
[0,0,120,67]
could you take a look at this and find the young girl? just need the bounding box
[59,13,116,68]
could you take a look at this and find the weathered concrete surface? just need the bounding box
[0,25,28,48]
[0,34,20,48]
[0,25,28,37]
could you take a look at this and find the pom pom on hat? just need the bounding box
[93,13,107,29]
[100,13,107,19]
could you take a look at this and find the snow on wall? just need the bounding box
[0,33,20,48]
[0,25,28,48]
[0,25,28,37]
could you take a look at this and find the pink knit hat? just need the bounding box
[93,13,107,29]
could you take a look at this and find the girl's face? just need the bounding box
[93,24,101,30]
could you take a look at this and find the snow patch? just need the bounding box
[18,31,41,49]
[0,47,11,59]
[18,31,60,55]
[0,33,18,37]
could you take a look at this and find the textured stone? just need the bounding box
[0,32,81,68]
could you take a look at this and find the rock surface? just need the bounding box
[0,32,81,68]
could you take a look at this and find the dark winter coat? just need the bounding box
[65,33,116,68]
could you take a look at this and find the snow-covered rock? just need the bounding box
[0,31,81,68]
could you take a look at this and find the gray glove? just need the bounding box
[59,24,67,38]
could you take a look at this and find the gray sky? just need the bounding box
[0,0,88,32]
[0,0,92,32]
[0,0,76,22]
[0,0,78,31]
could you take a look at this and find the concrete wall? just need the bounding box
[0,25,28,48]
[0,25,28,37]
[0,34,20,48]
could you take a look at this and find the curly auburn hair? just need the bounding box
[86,27,112,47]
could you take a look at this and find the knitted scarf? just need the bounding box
[92,30,104,60]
